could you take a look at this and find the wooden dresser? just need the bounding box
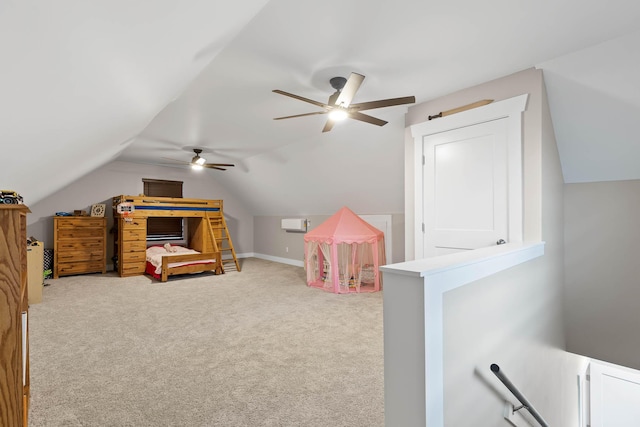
[116,217,147,277]
[0,205,30,427]
[53,216,107,278]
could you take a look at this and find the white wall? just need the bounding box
[27,160,254,264]
[206,115,407,217]
[403,68,587,425]
[404,68,545,260]
[443,259,587,426]
[564,179,640,370]
[253,213,405,265]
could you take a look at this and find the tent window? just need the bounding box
[142,179,184,240]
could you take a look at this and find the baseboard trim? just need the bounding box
[252,253,304,267]
[230,252,254,259]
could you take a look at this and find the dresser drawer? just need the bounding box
[120,261,146,275]
[121,219,146,230]
[56,218,105,228]
[57,249,104,263]
[121,251,146,263]
[56,260,105,276]
[122,229,146,241]
[121,240,147,253]
[57,228,105,239]
[57,240,103,251]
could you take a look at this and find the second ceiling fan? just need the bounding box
[163,149,235,171]
[273,72,415,132]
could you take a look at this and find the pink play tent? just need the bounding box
[304,206,385,293]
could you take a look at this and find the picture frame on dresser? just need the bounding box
[90,203,106,217]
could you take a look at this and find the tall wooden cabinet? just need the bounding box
[116,217,147,277]
[53,216,106,278]
[0,205,30,427]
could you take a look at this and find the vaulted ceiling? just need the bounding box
[2,0,640,214]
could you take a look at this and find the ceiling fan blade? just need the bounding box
[203,165,227,171]
[349,111,388,127]
[334,72,365,107]
[205,163,235,167]
[322,119,336,133]
[350,96,416,111]
[274,111,328,120]
[273,90,329,109]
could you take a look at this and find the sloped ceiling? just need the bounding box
[3,0,640,213]
[539,29,640,183]
[0,0,269,203]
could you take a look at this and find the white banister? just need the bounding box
[381,242,545,426]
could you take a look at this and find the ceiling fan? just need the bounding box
[163,149,235,171]
[273,72,415,132]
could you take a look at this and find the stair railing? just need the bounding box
[490,363,550,427]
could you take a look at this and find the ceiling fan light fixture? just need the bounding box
[329,109,348,121]
[273,72,415,132]
[162,148,234,172]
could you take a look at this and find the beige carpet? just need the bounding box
[27,258,384,426]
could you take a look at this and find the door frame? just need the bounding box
[410,94,529,259]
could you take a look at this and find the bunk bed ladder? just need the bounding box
[206,213,241,272]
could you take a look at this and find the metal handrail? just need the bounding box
[490,364,550,427]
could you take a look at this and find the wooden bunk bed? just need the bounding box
[112,195,240,281]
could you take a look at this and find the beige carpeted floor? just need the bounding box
[27,258,384,427]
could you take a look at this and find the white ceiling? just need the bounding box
[2,0,640,213]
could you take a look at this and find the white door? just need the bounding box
[590,361,640,426]
[423,118,509,256]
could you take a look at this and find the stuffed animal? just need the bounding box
[163,243,178,253]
